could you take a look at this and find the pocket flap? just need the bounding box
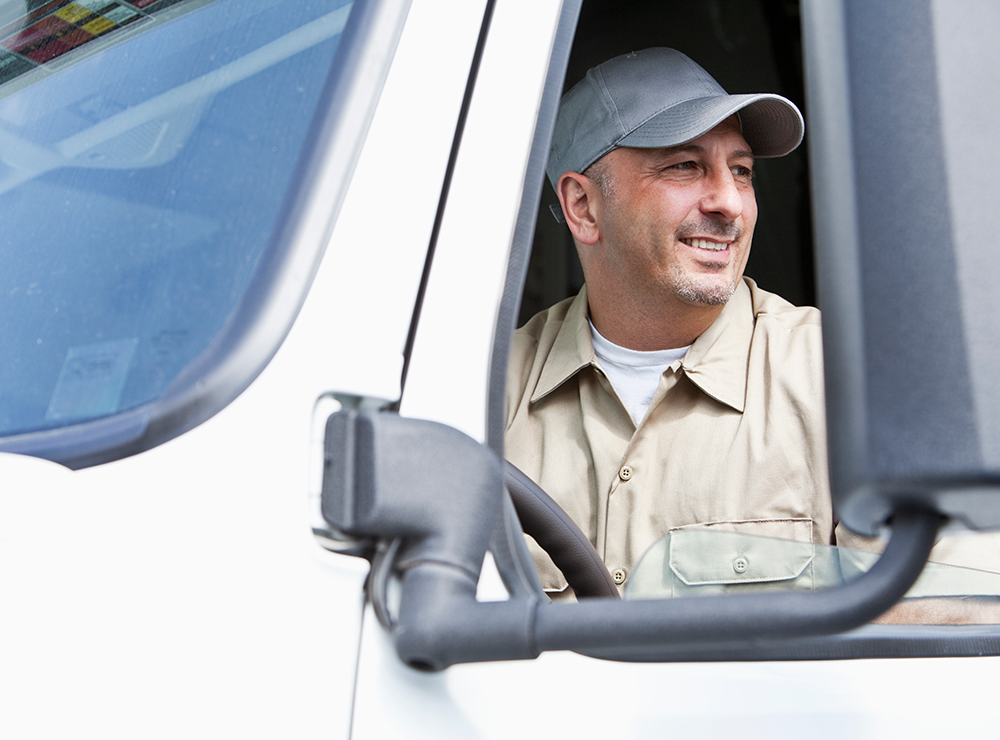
[668,519,815,586]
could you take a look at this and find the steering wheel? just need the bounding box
[504,462,621,599]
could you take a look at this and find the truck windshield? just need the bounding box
[0,0,353,441]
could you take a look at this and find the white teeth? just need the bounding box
[685,238,728,251]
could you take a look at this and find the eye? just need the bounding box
[656,160,700,178]
[732,164,755,182]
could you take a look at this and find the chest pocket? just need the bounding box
[626,518,848,599]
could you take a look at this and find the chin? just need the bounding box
[675,278,737,306]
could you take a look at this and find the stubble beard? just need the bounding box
[671,221,744,306]
[673,274,738,306]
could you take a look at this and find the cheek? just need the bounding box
[610,196,662,244]
[742,192,758,232]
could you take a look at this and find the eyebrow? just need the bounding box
[655,144,756,161]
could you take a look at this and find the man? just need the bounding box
[505,48,827,596]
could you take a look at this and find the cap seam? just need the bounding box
[682,53,722,97]
[592,65,626,140]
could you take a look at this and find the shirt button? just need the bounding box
[612,568,627,585]
[618,465,633,481]
[733,557,749,574]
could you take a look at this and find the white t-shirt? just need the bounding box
[589,321,689,426]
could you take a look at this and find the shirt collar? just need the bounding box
[529,279,755,413]
[679,278,753,413]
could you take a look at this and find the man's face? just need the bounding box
[590,117,757,309]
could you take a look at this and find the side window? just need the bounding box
[505,0,1000,626]
[509,0,820,595]
[0,0,385,467]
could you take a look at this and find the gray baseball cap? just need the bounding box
[546,47,804,188]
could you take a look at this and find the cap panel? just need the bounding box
[546,71,625,184]
[599,49,727,137]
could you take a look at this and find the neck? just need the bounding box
[587,289,726,351]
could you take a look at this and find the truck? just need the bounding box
[2,0,999,736]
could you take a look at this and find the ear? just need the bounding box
[556,171,601,246]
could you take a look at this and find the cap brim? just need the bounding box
[618,93,804,158]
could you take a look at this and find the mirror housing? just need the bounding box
[804,0,1000,536]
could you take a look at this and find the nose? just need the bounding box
[700,168,745,221]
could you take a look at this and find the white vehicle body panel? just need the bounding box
[355,612,1000,738]
[399,0,560,438]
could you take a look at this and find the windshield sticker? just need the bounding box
[0,1,206,89]
[45,338,138,422]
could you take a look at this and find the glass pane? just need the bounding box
[0,0,353,437]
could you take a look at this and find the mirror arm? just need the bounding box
[322,410,943,670]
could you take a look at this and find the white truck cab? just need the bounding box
[2,0,1000,737]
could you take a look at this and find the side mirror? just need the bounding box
[804,0,1000,536]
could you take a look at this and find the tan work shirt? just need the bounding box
[505,278,831,593]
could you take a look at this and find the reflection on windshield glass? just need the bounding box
[0,0,352,438]
[627,528,1000,623]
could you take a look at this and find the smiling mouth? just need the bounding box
[681,238,729,252]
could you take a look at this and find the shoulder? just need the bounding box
[506,291,586,427]
[514,293,577,345]
[746,278,822,332]
[743,278,825,392]
[745,278,823,363]
[508,294,575,387]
